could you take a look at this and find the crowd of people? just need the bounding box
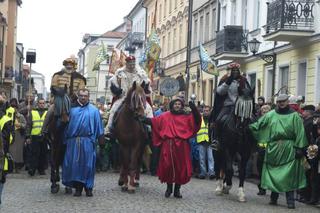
[0,57,320,210]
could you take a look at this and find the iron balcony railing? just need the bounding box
[216,25,248,55]
[125,32,145,52]
[265,0,314,34]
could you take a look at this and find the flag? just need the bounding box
[93,42,108,71]
[199,43,218,76]
[109,49,120,74]
[119,50,127,67]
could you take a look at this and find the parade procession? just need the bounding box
[1,0,320,212]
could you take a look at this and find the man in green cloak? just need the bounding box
[249,94,307,209]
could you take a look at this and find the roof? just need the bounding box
[101,31,127,39]
[127,0,143,19]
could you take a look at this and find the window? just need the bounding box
[221,6,226,29]
[297,62,307,97]
[167,32,171,55]
[164,0,167,18]
[159,4,162,23]
[265,67,273,100]
[205,12,210,42]
[193,19,198,47]
[179,24,183,49]
[162,35,166,56]
[279,66,289,94]
[254,0,261,29]
[173,28,177,52]
[107,45,114,52]
[199,16,204,43]
[248,73,257,88]
[242,0,248,30]
[212,8,216,39]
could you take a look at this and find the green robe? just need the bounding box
[249,109,307,192]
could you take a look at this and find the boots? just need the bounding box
[165,183,173,198]
[73,182,83,197]
[257,184,266,196]
[174,184,182,198]
[85,188,93,197]
[269,192,279,205]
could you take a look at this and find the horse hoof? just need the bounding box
[65,187,72,194]
[121,186,128,192]
[51,184,60,194]
[118,180,124,186]
[128,189,135,194]
[134,182,140,187]
[215,180,224,196]
[238,187,246,202]
[222,185,232,194]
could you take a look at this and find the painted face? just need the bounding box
[231,69,240,79]
[173,100,183,112]
[126,62,135,72]
[78,90,89,105]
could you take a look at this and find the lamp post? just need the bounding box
[26,49,36,115]
[248,38,277,102]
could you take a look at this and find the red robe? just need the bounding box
[151,111,201,185]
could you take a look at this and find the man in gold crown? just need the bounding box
[42,56,86,133]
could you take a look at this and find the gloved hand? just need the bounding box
[295,148,305,159]
[188,101,197,111]
[189,101,201,125]
[110,83,123,97]
[225,75,234,85]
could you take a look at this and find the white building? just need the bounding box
[117,0,146,65]
[31,69,47,100]
[78,29,127,103]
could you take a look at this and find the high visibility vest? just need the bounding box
[0,116,13,145]
[196,117,209,143]
[31,110,47,136]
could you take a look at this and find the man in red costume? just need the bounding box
[139,98,201,198]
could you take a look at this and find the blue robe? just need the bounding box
[62,103,104,189]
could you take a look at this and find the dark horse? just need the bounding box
[215,84,256,202]
[46,108,71,194]
[114,81,148,194]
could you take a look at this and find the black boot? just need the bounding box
[286,191,295,209]
[269,192,279,205]
[85,188,93,197]
[165,183,173,198]
[257,184,266,196]
[73,183,83,197]
[174,184,182,198]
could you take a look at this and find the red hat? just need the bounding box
[126,55,136,62]
[227,62,241,71]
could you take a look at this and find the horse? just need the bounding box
[46,107,72,194]
[113,81,148,194]
[215,84,256,202]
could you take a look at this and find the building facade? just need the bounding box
[31,69,46,100]
[143,0,189,102]
[0,0,22,98]
[78,29,127,103]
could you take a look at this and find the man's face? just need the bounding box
[203,107,210,117]
[126,62,135,72]
[258,99,264,106]
[0,92,7,103]
[78,90,89,105]
[65,63,74,71]
[231,69,240,79]
[302,110,312,119]
[38,100,46,109]
[277,100,289,109]
[26,95,35,104]
[173,101,182,112]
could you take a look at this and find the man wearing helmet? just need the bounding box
[42,57,86,132]
[105,55,153,137]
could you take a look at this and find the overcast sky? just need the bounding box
[17,0,138,88]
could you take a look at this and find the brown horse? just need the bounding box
[113,81,148,194]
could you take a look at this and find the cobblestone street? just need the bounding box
[1,172,319,213]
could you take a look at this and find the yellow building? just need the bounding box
[144,0,189,102]
[0,0,22,95]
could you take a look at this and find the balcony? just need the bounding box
[124,32,145,52]
[263,0,315,42]
[214,25,248,61]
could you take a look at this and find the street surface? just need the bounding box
[2,172,319,213]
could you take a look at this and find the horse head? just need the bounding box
[125,81,147,117]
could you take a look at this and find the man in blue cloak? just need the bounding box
[62,88,104,197]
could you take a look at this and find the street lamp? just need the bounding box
[248,38,277,102]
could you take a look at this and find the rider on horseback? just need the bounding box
[211,62,250,150]
[105,55,153,137]
[42,56,86,133]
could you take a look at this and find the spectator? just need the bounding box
[196,106,215,179]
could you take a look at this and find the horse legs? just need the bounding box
[223,150,233,195]
[50,144,60,194]
[119,145,129,192]
[237,153,250,202]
